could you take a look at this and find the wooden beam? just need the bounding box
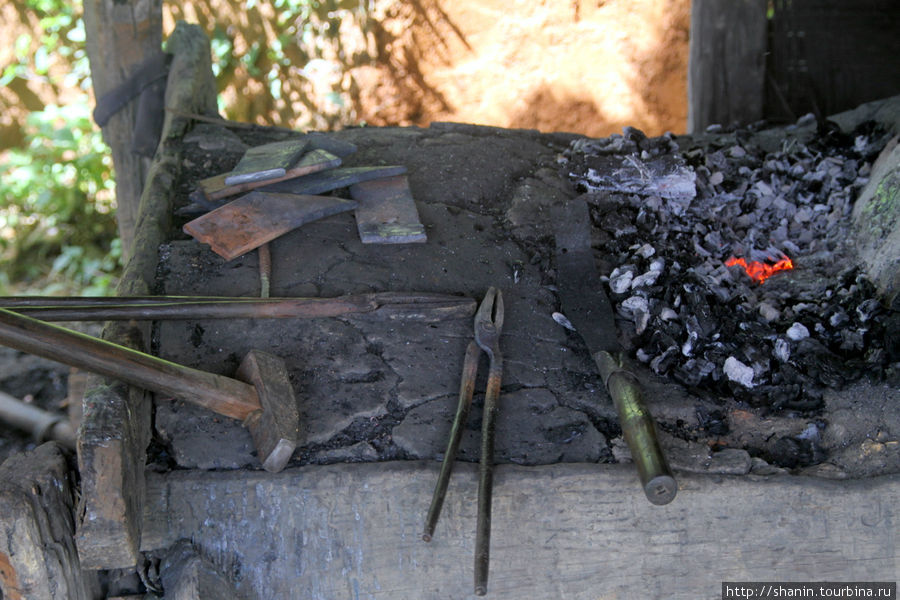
[0,443,101,600]
[688,0,767,133]
[141,462,900,599]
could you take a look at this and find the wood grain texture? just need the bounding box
[688,0,767,133]
[142,462,899,600]
[76,22,218,570]
[0,443,101,600]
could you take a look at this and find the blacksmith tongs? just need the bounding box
[423,286,504,596]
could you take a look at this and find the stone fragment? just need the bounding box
[609,267,634,294]
[786,322,810,341]
[631,270,661,288]
[313,442,379,464]
[724,356,755,388]
[758,302,781,322]
[707,448,753,475]
[774,338,791,362]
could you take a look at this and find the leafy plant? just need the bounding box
[0,100,120,295]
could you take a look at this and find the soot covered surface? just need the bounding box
[151,108,900,480]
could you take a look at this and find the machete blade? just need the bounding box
[552,198,620,353]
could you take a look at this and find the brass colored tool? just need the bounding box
[423,287,504,597]
[553,197,676,505]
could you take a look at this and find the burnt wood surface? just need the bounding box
[688,0,767,133]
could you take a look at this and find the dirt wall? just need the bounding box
[356,0,690,137]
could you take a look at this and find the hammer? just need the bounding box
[0,308,299,472]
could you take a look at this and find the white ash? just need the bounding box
[564,116,896,411]
[786,322,810,341]
[552,312,576,331]
[724,356,755,388]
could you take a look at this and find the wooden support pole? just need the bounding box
[75,21,218,570]
[83,0,163,258]
[688,0,767,133]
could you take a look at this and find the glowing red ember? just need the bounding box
[725,256,794,284]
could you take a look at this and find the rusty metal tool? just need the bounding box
[183,191,358,261]
[0,292,476,323]
[423,286,504,597]
[553,197,676,505]
[0,308,299,472]
[195,148,342,202]
[0,389,76,450]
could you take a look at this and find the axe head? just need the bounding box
[236,350,301,472]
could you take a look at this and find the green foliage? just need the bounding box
[1,0,118,295]
[185,0,373,129]
[0,100,120,295]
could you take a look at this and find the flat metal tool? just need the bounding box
[350,175,427,244]
[553,197,677,505]
[0,292,477,323]
[183,191,358,261]
[423,287,504,597]
[224,139,309,185]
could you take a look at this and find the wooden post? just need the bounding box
[75,22,218,570]
[687,0,767,133]
[83,0,163,258]
[0,443,101,600]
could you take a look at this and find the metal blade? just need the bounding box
[552,198,620,353]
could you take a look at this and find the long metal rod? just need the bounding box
[0,389,76,450]
[0,292,475,322]
[474,354,502,597]
[0,308,259,421]
[423,340,480,542]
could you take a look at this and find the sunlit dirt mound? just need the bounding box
[355,0,690,137]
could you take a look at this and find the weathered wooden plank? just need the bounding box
[76,21,218,570]
[766,0,900,123]
[0,443,101,600]
[688,0,767,133]
[141,462,900,599]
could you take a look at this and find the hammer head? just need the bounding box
[235,350,300,472]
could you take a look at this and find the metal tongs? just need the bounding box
[423,286,504,596]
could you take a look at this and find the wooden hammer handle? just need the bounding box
[0,308,260,421]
